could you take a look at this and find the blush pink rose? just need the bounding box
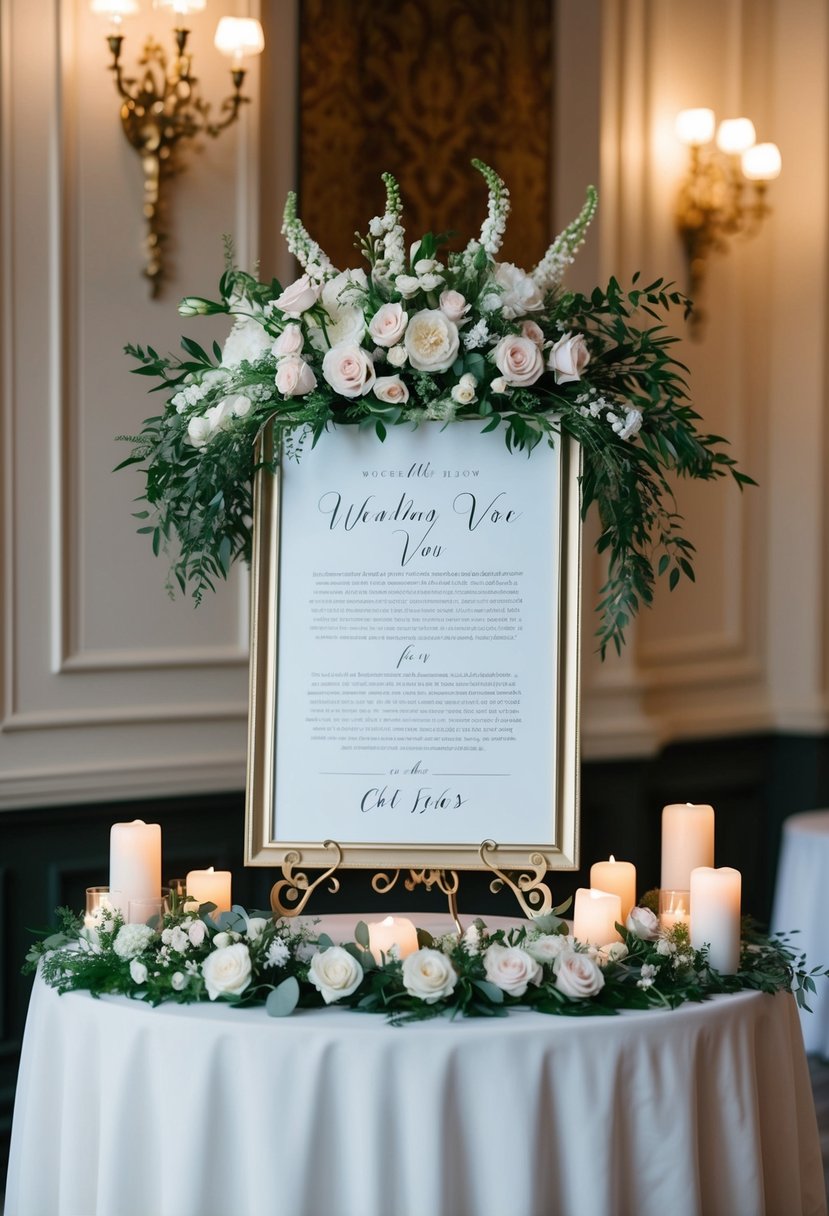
[368,302,408,348]
[373,375,409,404]
[439,290,470,324]
[548,331,590,384]
[521,320,545,347]
[275,356,317,397]
[272,323,304,356]
[274,274,320,317]
[322,343,376,397]
[492,334,545,387]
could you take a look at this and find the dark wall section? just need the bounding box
[3,730,829,1182]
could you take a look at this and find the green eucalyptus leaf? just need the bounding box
[266,976,300,1018]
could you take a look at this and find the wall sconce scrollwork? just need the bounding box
[675,108,781,335]
[91,0,264,296]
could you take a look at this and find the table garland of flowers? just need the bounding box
[25,897,824,1025]
[117,160,753,656]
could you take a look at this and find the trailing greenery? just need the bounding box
[117,163,753,655]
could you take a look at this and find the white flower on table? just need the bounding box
[439,290,470,325]
[451,372,478,405]
[401,948,458,1004]
[265,938,290,969]
[600,941,630,965]
[160,926,190,954]
[221,316,272,368]
[373,375,410,405]
[275,355,317,397]
[308,946,364,1005]
[483,943,543,997]
[637,962,659,991]
[113,923,155,960]
[490,262,544,319]
[525,933,576,966]
[626,906,660,941]
[171,971,187,992]
[187,920,207,948]
[202,943,252,1001]
[656,937,677,957]
[129,960,148,985]
[492,334,545,387]
[386,344,408,369]
[273,273,321,317]
[368,302,409,348]
[554,951,606,999]
[242,916,270,942]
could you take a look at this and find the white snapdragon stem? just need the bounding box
[531,185,598,294]
[281,192,333,283]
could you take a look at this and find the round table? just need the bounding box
[5,919,827,1216]
[772,810,829,1056]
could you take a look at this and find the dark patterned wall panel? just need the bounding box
[298,0,553,272]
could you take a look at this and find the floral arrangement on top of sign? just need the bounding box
[118,161,753,656]
[25,899,824,1026]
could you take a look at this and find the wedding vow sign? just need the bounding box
[245,422,581,872]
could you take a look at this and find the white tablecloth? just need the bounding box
[6,914,827,1216]
[772,810,829,1056]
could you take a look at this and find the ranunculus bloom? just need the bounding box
[202,943,252,1001]
[492,334,545,387]
[272,323,304,357]
[274,274,320,317]
[483,943,542,997]
[548,331,590,384]
[322,344,376,397]
[402,948,458,1004]
[373,375,409,404]
[492,262,545,318]
[626,906,661,941]
[404,309,460,372]
[554,951,606,999]
[275,356,317,397]
[308,946,364,1004]
[368,302,408,348]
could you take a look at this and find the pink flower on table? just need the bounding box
[274,274,320,317]
[368,302,408,348]
[275,356,317,397]
[373,375,409,404]
[272,323,304,357]
[322,344,376,397]
[548,331,590,384]
[492,334,545,387]
[483,943,542,997]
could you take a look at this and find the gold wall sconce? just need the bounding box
[90,0,265,296]
[675,108,781,334]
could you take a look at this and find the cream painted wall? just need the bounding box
[0,0,826,807]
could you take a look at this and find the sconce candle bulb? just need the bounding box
[91,0,263,296]
[675,107,781,336]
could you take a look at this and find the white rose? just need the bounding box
[554,951,606,999]
[483,943,543,997]
[205,398,235,435]
[394,274,421,299]
[548,331,590,384]
[368,302,408,348]
[490,376,510,395]
[274,274,320,317]
[439,290,469,324]
[451,382,476,405]
[373,375,409,405]
[221,316,272,368]
[129,959,148,984]
[322,344,376,397]
[521,319,545,347]
[272,323,304,357]
[404,309,460,372]
[525,933,576,965]
[492,262,545,318]
[275,356,317,397]
[626,906,660,941]
[308,945,364,1004]
[171,971,187,991]
[168,926,190,953]
[492,334,545,387]
[213,932,232,950]
[188,920,207,947]
[387,344,408,368]
[244,917,269,942]
[230,393,252,418]
[202,943,252,1001]
[187,416,212,449]
[401,948,458,1004]
[113,923,155,960]
[418,271,445,293]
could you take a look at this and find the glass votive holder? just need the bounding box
[166,878,188,915]
[128,888,171,926]
[85,886,120,917]
[659,889,690,931]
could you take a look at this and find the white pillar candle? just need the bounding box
[186,867,232,913]
[661,803,715,890]
[573,888,622,946]
[690,866,741,974]
[589,856,636,923]
[367,915,419,962]
[109,820,161,923]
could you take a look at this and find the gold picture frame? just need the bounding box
[244,421,581,884]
